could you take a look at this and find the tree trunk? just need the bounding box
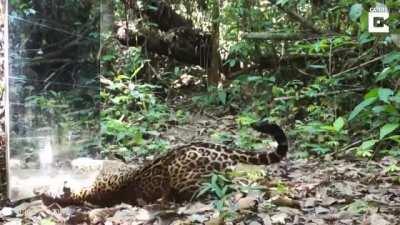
[101,0,114,33]
[208,0,221,86]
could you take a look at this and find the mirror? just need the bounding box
[6,0,100,200]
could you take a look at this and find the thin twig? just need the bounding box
[242,32,306,40]
[328,39,333,75]
[332,55,385,78]
[339,139,363,152]
[273,87,365,101]
[41,205,67,223]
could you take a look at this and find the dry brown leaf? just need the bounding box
[271,213,288,224]
[303,197,318,208]
[271,196,301,209]
[205,214,224,225]
[237,196,258,210]
[365,212,390,225]
[258,213,272,225]
[177,202,213,215]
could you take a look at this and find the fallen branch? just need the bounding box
[339,139,363,152]
[242,31,341,41]
[274,3,322,34]
[242,32,306,40]
[273,87,365,101]
[116,25,211,67]
[332,55,385,78]
[1,195,41,207]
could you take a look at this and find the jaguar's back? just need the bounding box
[41,121,288,206]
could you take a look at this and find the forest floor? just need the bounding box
[1,109,400,225]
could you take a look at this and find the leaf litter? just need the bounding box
[1,115,399,225]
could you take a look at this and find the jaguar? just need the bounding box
[40,120,288,207]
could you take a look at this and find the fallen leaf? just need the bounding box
[189,214,208,223]
[177,202,213,215]
[271,196,301,209]
[4,219,23,225]
[258,213,272,225]
[271,213,288,224]
[303,197,318,208]
[237,196,258,210]
[1,207,14,217]
[277,206,302,216]
[205,215,224,225]
[367,213,390,225]
[320,196,338,206]
[248,221,262,225]
[315,206,329,215]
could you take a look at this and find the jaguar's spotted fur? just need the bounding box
[41,121,288,206]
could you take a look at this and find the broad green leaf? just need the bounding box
[218,91,227,105]
[276,0,289,6]
[378,88,394,103]
[358,31,374,44]
[333,117,345,132]
[217,174,230,182]
[382,52,400,65]
[102,54,115,61]
[321,125,336,132]
[133,131,143,145]
[359,12,369,31]
[376,67,391,81]
[229,59,236,67]
[197,186,211,197]
[349,4,363,22]
[380,123,399,140]
[360,139,378,150]
[214,185,223,198]
[372,105,386,113]
[221,186,229,195]
[383,104,398,114]
[236,115,257,126]
[211,174,218,186]
[364,88,379,99]
[132,63,144,77]
[356,148,373,158]
[388,135,400,144]
[393,95,400,104]
[349,97,377,120]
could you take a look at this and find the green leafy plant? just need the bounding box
[197,173,236,219]
[295,117,349,156]
[349,52,400,158]
[100,46,171,157]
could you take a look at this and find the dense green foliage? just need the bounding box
[99,0,400,169]
[100,46,172,158]
[8,0,400,168]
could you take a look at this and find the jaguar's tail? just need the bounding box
[235,120,288,165]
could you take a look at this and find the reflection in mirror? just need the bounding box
[7,0,100,200]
